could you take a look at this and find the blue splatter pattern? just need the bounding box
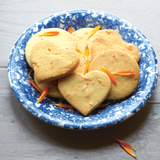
[8,10,158,130]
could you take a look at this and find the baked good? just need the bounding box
[89,49,140,100]
[58,70,111,116]
[34,74,63,98]
[25,28,77,67]
[31,40,80,83]
[72,28,97,62]
[91,29,140,62]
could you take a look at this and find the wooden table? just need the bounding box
[0,0,160,159]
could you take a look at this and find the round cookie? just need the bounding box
[25,28,77,67]
[34,74,63,98]
[58,70,111,116]
[91,29,140,62]
[89,49,140,100]
[31,40,80,83]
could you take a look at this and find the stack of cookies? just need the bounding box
[25,27,140,116]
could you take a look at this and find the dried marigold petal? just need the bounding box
[112,71,135,77]
[115,138,136,158]
[97,79,104,86]
[67,26,73,33]
[39,31,59,37]
[102,67,117,85]
[55,104,74,109]
[84,61,91,75]
[84,44,89,61]
[98,103,110,107]
[55,103,110,109]
[76,48,85,58]
[37,85,49,102]
[29,79,41,93]
[87,25,101,39]
[28,69,33,79]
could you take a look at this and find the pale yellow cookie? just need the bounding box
[58,70,111,116]
[89,49,140,100]
[74,54,87,74]
[31,40,80,83]
[25,28,77,67]
[72,28,97,62]
[91,29,140,62]
[34,74,63,98]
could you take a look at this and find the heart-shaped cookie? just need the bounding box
[31,40,80,83]
[58,70,111,116]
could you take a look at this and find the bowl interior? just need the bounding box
[8,10,158,130]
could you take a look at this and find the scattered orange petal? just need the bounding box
[29,79,41,93]
[39,31,59,37]
[84,61,91,75]
[55,104,74,109]
[67,26,73,33]
[55,103,109,109]
[37,85,49,102]
[102,67,117,85]
[28,69,33,79]
[76,48,85,58]
[98,103,110,107]
[87,25,101,39]
[84,44,89,61]
[115,138,137,158]
[112,71,135,77]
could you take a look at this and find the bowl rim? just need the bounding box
[8,9,159,130]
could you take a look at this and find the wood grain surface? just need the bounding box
[0,0,160,160]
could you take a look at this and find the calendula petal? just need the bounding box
[87,25,101,38]
[98,103,110,108]
[39,31,59,37]
[29,79,41,93]
[37,85,48,102]
[115,138,137,158]
[84,44,89,61]
[55,104,74,109]
[55,103,110,109]
[67,26,73,33]
[76,48,85,58]
[97,79,104,86]
[102,67,117,84]
[28,69,33,79]
[84,61,91,75]
[112,71,135,76]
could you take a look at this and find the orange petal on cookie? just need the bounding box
[29,79,41,93]
[84,44,89,61]
[97,79,104,86]
[102,67,117,85]
[28,69,33,79]
[37,85,49,102]
[115,138,136,158]
[84,61,91,75]
[87,25,101,38]
[39,31,59,37]
[112,71,135,77]
[76,48,85,58]
[67,26,73,33]
[55,104,74,109]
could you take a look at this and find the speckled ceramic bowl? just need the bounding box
[8,10,158,130]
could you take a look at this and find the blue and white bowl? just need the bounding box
[8,10,158,130]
